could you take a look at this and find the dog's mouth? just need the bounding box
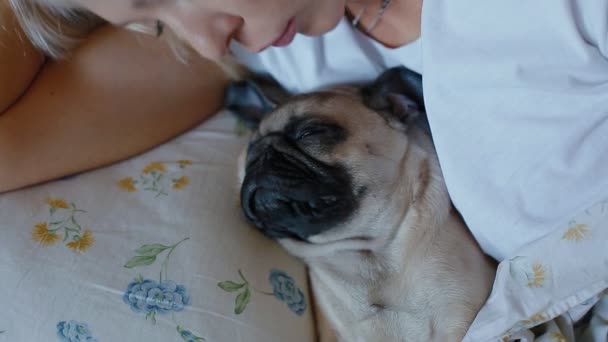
[241,183,342,240]
[240,134,358,241]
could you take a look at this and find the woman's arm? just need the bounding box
[0,25,230,193]
[0,0,45,112]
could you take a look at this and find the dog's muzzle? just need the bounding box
[240,133,357,240]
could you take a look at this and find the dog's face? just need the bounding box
[232,67,427,246]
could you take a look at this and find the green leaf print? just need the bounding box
[219,269,307,316]
[135,244,170,257]
[235,287,251,315]
[177,326,206,341]
[145,311,157,324]
[218,281,245,292]
[124,255,157,268]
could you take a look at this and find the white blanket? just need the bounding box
[464,200,608,341]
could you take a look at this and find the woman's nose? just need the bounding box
[163,10,244,60]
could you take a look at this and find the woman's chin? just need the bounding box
[299,4,345,37]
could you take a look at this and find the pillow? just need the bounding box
[0,111,315,341]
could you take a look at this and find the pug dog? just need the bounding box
[225,67,496,342]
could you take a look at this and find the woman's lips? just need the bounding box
[246,18,297,53]
[271,18,297,47]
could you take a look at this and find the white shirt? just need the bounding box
[231,0,608,261]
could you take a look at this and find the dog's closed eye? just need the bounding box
[285,118,347,148]
[296,125,333,141]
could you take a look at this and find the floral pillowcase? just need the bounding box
[0,112,316,342]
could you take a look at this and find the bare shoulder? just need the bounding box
[0,24,233,192]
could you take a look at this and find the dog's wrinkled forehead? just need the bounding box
[224,66,426,137]
[255,89,361,136]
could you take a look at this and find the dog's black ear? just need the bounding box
[224,75,290,129]
[362,66,429,133]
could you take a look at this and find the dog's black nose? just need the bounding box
[241,179,341,239]
[240,136,357,240]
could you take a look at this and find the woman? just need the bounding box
[0,0,230,194]
[0,0,421,192]
[2,1,608,338]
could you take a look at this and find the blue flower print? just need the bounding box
[123,279,190,315]
[269,269,307,315]
[56,320,97,342]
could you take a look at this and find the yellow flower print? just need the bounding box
[504,312,549,338]
[143,162,166,174]
[35,199,92,253]
[118,177,137,192]
[527,263,546,288]
[120,159,192,197]
[562,223,589,242]
[32,223,60,246]
[173,176,189,190]
[46,198,70,209]
[521,313,547,325]
[549,332,566,342]
[66,230,95,253]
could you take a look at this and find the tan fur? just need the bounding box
[237,89,496,342]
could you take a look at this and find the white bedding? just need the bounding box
[0,111,314,342]
[464,200,608,342]
[1,110,606,342]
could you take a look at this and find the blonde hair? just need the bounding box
[7,0,195,62]
[6,0,247,79]
[7,0,104,58]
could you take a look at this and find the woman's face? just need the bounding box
[72,0,348,59]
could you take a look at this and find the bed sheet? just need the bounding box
[0,111,314,342]
[2,109,607,342]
